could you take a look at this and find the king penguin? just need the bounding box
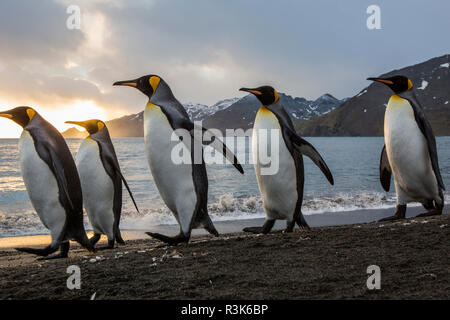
[0,107,94,258]
[65,119,139,249]
[367,75,445,221]
[240,86,334,233]
[113,75,244,245]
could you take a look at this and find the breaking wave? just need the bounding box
[1,191,449,237]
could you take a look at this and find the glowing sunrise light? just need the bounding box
[0,100,106,138]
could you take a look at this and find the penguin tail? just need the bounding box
[202,216,219,237]
[89,233,101,246]
[195,206,219,237]
[437,189,445,210]
[15,244,59,257]
[295,212,310,230]
[115,229,125,244]
[75,232,95,252]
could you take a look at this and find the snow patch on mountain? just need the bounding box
[292,93,344,120]
[184,98,240,121]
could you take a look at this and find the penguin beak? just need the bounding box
[367,77,393,85]
[65,120,87,129]
[113,79,138,87]
[0,111,13,119]
[239,88,262,96]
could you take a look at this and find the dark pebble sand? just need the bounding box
[0,213,449,300]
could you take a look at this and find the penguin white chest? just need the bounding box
[76,138,114,237]
[384,95,438,201]
[143,103,197,233]
[19,130,66,237]
[252,107,297,221]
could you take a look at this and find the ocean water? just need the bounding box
[0,137,449,237]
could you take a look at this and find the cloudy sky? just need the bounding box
[0,0,449,137]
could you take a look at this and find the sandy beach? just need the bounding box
[0,208,449,300]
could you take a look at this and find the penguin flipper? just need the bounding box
[93,135,140,214]
[189,124,244,174]
[380,145,392,192]
[400,91,445,190]
[46,146,75,210]
[115,169,140,213]
[180,119,244,174]
[287,131,334,185]
[156,99,243,174]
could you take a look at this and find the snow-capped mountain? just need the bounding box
[184,97,239,121]
[297,54,450,136]
[203,93,346,132]
[291,93,346,120]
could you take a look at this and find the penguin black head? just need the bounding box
[0,106,36,128]
[367,75,413,94]
[65,119,106,135]
[113,75,162,98]
[239,86,279,106]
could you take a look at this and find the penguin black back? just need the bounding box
[25,113,90,245]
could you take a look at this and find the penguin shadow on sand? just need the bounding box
[368,76,445,222]
[65,119,140,251]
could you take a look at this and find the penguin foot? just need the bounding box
[146,232,189,246]
[378,204,406,222]
[36,241,70,260]
[37,252,68,260]
[243,219,275,234]
[243,227,264,234]
[378,215,405,222]
[95,246,114,251]
[15,245,59,257]
[95,244,115,251]
[95,239,115,250]
[416,209,442,218]
[283,221,295,233]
